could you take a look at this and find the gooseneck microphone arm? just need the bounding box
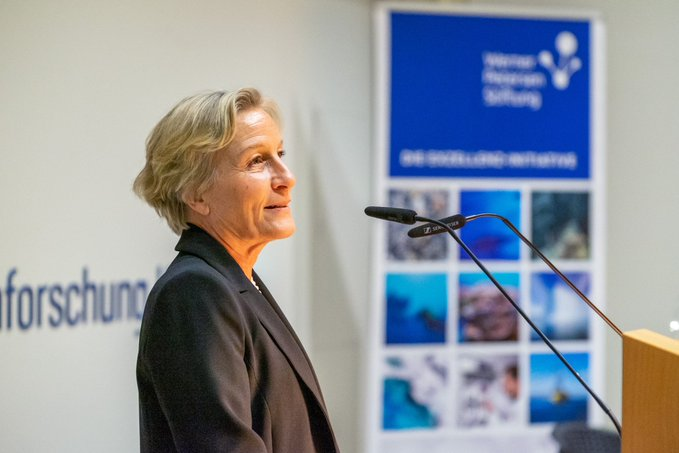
[464,213,623,337]
[421,216,622,436]
[365,206,622,436]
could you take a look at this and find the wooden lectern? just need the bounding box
[622,329,679,452]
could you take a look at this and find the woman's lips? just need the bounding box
[265,202,291,210]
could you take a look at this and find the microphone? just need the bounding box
[407,214,466,238]
[366,206,622,436]
[364,206,418,225]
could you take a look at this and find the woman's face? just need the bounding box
[197,108,296,249]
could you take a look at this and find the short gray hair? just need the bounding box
[133,88,280,234]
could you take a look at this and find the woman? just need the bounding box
[133,88,339,453]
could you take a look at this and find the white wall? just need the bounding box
[0,1,372,451]
[2,0,678,452]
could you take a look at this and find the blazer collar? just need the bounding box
[174,225,328,411]
[175,224,250,290]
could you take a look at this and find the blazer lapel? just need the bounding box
[252,272,327,407]
[174,226,329,414]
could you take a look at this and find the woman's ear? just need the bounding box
[182,190,210,217]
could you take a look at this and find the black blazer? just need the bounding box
[137,225,339,452]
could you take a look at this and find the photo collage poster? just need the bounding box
[367,4,605,452]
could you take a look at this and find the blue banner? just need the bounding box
[390,13,591,179]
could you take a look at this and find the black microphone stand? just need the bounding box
[412,214,623,436]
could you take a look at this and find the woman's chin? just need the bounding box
[279,224,296,239]
[268,221,296,241]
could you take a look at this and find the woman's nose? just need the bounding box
[272,159,296,190]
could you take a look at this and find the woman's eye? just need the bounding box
[278,150,286,158]
[249,156,265,167]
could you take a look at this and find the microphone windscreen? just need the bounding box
[364,206,418,225]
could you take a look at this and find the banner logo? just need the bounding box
[539,31,582,90]
[482,30,582,111]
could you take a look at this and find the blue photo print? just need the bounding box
[531,272,590,341]
[386,273,448,344]
[388,188,449,261]
[530,352,589,423]
[458,272,519,343]
[382,353,448,430]
[460,190,521,260]
[531,191,590,260]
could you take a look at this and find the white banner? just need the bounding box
[367,3,606,452]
